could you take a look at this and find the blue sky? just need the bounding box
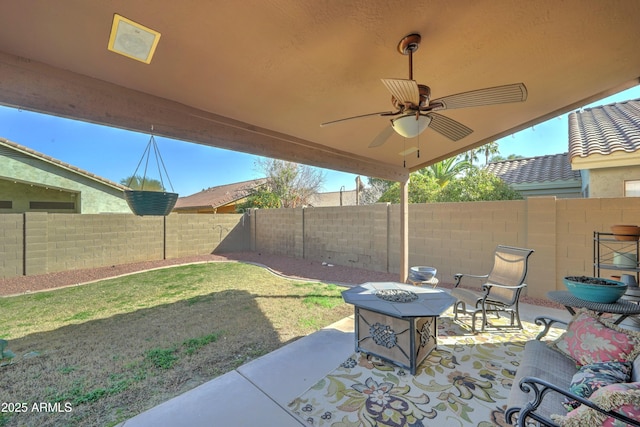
[0,85,638,196]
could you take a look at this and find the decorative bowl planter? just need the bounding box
[563,276,627,303]
[611,224,640,241]
[124,190,178,216]
[409,266,437,282]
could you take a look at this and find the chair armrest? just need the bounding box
[534,316,568,340]
[453,273,489,288]
[481,282,527,291]
[505,376,640,427]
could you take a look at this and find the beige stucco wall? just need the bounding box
[589,165,640,198]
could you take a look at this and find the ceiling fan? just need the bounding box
[321,33,528,148]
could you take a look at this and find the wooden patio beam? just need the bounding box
[0,51,409,182]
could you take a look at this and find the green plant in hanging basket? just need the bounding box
[121,175,165,191]
[125,131,178,216]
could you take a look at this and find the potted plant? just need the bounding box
[563,276,627,303]
[124,131,178,216]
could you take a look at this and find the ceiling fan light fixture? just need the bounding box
[391,114,431,138]
[108,14,160,64]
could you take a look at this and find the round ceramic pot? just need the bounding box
[409,266,437,282]
[563,276,627,303]
[611,224,640,241]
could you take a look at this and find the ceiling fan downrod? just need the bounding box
[398,33,421,80]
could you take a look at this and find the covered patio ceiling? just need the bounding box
[0,1,639,184]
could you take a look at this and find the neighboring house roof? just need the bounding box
[173,179,266,211]
[485,153,582,198]
[569,98,640,169]
[485,153,581,184]
[0,137,128,191]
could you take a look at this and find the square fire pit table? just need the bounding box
[342,282,456,374]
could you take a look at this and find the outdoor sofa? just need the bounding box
[506,310,640,426]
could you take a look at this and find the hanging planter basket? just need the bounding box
[124,190,178,216]
[125,129,178,216]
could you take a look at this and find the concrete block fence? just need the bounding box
[0,213,247,279]
[2,196,640,300]
[247,196,640,299]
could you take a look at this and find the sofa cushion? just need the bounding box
[508,339,578,418]
[564,361,632,410]
[551,310,640,366]
[552,381,640,427]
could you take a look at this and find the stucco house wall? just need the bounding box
[588,164,640,198]
[0,138,131,214]
[0,179,78,212]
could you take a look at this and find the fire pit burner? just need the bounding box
[375,289,418,303]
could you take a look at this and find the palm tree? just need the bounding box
[481,142,500,166]
[464,148,480,168]
[420,156,471,188]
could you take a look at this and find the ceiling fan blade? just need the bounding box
[368,125,395,148]
[431,83,527,110]
[320,110,399,127]
[381,78,420,106]
[427,113,473,141]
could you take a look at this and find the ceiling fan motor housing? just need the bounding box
[418,85,430,108]
[391,84,430,111]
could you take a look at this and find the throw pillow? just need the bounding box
[550,309,640,366]
[552,382,640,427]
[563,361,632,410]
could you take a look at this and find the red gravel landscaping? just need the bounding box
[0,251,561,308]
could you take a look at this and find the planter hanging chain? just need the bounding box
[124,126,178,216]
[127,126,175,192]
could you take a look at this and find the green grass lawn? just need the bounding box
[0,262,351,427]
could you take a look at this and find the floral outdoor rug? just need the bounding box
[288,314,561,427]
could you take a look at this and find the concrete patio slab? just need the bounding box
[117,301,573,426]
[117,316,355,427]
[237,316,354,405]
[117,369,302,426]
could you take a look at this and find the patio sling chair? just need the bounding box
[450,245,534,333]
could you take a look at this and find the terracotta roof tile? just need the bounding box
[173,179,266,210]
[569,98,640,159]
[485,152,580,184]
